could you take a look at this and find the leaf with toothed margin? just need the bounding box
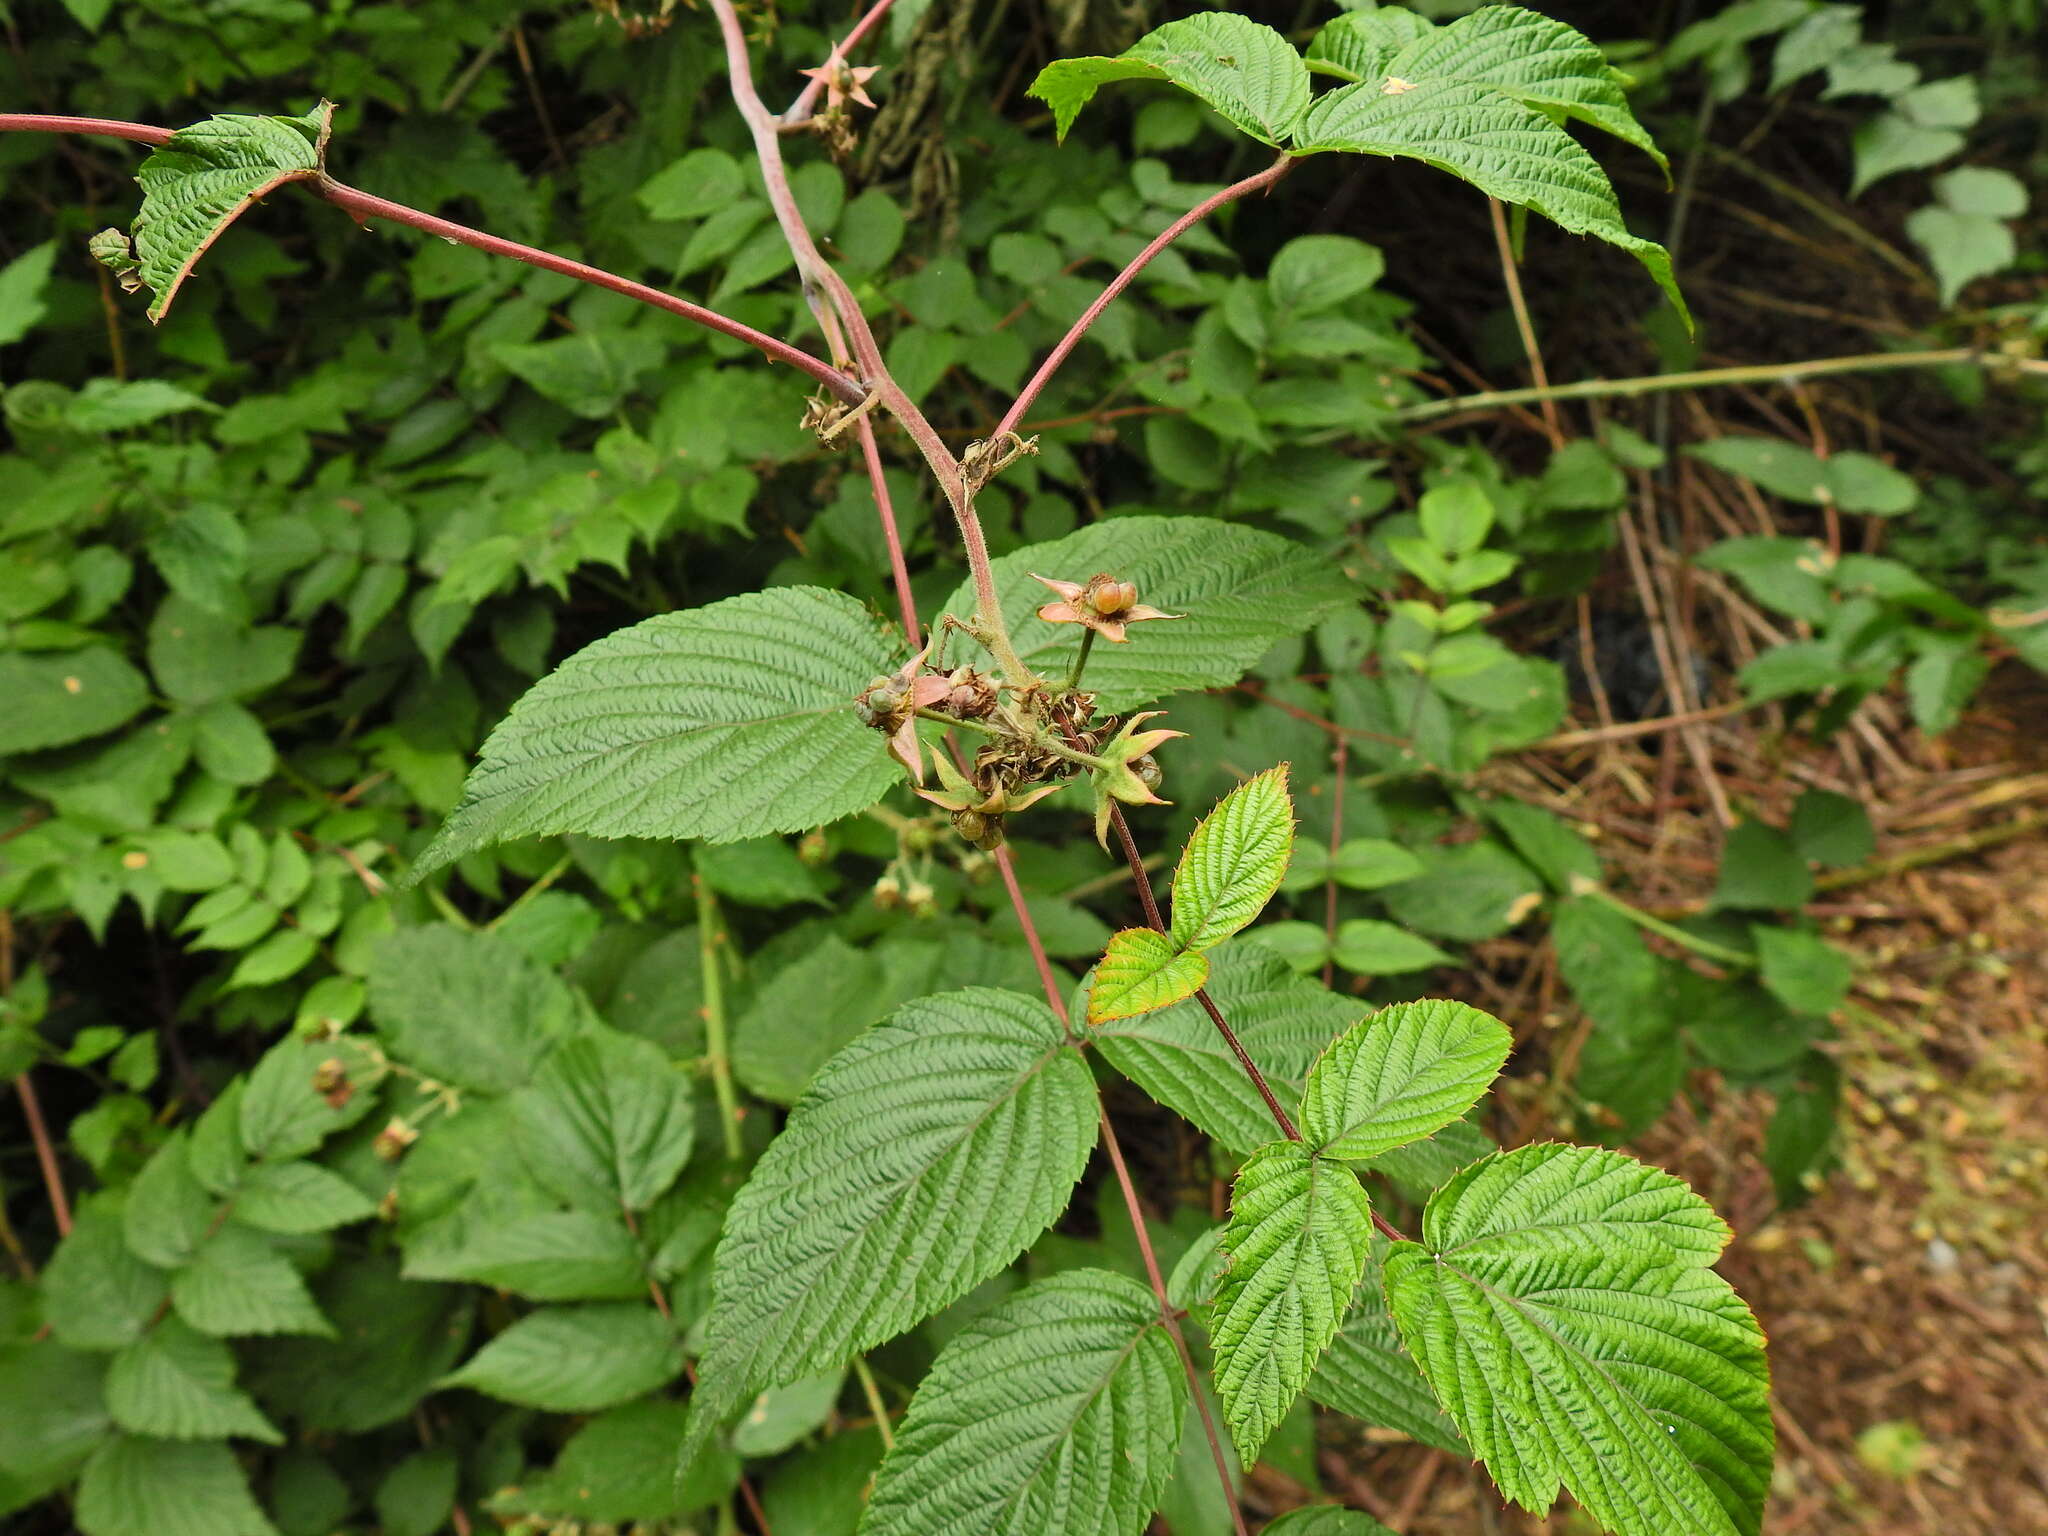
[1029,15,1310,145]
[409,587,902,880]
[1300,999,1512,1162]
[1383,1144,1774,1536]
[127,104,331,323]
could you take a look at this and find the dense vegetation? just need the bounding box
[1,2,2042,1533]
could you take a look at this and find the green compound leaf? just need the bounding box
[1030,15,1310,145]
[1292,48,1684,326]
[1094,944,1355,1154]
[1170,766,1295,953]
[106,1317,284,1444]
[685,989,1097,1461]
[76,1436,278,1536]
[1309,1275,1465,1455]
[171,1223,336,1339]
[1087,928,1208,1026]
[940,518,1351,713]
[127,103,331,323]
[1383,1144,1773,1536]
[1301,999,1513,1161]
[1312,6,1668,172]
[859,1270,1186,1536]
[411,587,902,879]
[229,1160,378,1234]
[1211,1142,1374,1462]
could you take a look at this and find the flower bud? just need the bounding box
[873,873,903,909]
[797,829,830,867]
[374,1118,419,1161]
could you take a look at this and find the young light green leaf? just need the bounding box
[1308,1280,1465,1454]
[106,1317,283,1443]
[411,587,902,879]
[171,1224,335,1338]
[1087,928,1209,1025]
[510,1027,694,1212]
[1030,15,1310,145]
[440,1302,684,1413]
[1291,80,1685,324]
[76,1436,278,1536]
[0,239,57,347]
[939,519,1352,713]
[685,988,1097,1460]
[1211,1142,1375,1462]
[859,1270,1186,1536]
[1383,1144,1772,1536]
[1095,944,1354,1154]
[128,104,331,322]
[1301,999,1512,1161]
[1170,766,1294,952]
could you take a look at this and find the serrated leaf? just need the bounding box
[171,1224,334,1338]
[1308,1280,1465,1454]
[367,925,576,1094]
[1030,15,1310,145]
[441,1302,683,1412]
[39,1195,169,1351]
[106,1317,283,1443]
[77,1436,278,1536]
[230,1159,377,1233]
[1350,6,1668,172]
[1095,945,1355,1154]
[0,239,56,347]
[0,647,151,755]
[1087,928,1209,1024]
[492,1399,737,1524]
[1752,926,1853,1017]
[125,1131,216,1268]
[1307,10,1436,83]
[1302,999,1512,1161]
[1330,919,1453,976]
[510,1027,694,1212]
[404,1209,649,1301]
[1383,1144,1772,1536]
[238,1033,384,1163]
[412,587,900,877]
[859,1270,1185,1536]
[1211,1142,1374,1461]
[1171,766,1294,952]
[1291,79,1684,324]
[687,988,1096,1457]
[128,105,330,322]
[0,1338,108,1508]
[940,518,1349,713]
[375,1448,458,1536]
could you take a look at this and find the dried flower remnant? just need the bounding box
[1030,572,1181,643]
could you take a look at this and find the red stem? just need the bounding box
[993,154,1296,443]
[858,415,920,649]
[14,1072,72,1237]
[1108,806,1302,1143]
[0,113,866,407]
[783,0,900,123]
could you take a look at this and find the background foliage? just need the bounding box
[1,0,2043,1532]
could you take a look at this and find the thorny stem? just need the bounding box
[693,876,746,1161]
[1107,806,1302,1143]
[860,414,920,648]
[0,114,868,406]
[1398,346,2048,423]
[992,153,1297,444]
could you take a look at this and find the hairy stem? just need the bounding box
[1398,347,2048,423]
[852,1354,896,1452]
[860,414,920,648]
[992,153,1296,443]
[1488,198,1562,448]
[693,875,746,1161]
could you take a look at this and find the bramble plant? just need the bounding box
[29,0,2048,1531]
